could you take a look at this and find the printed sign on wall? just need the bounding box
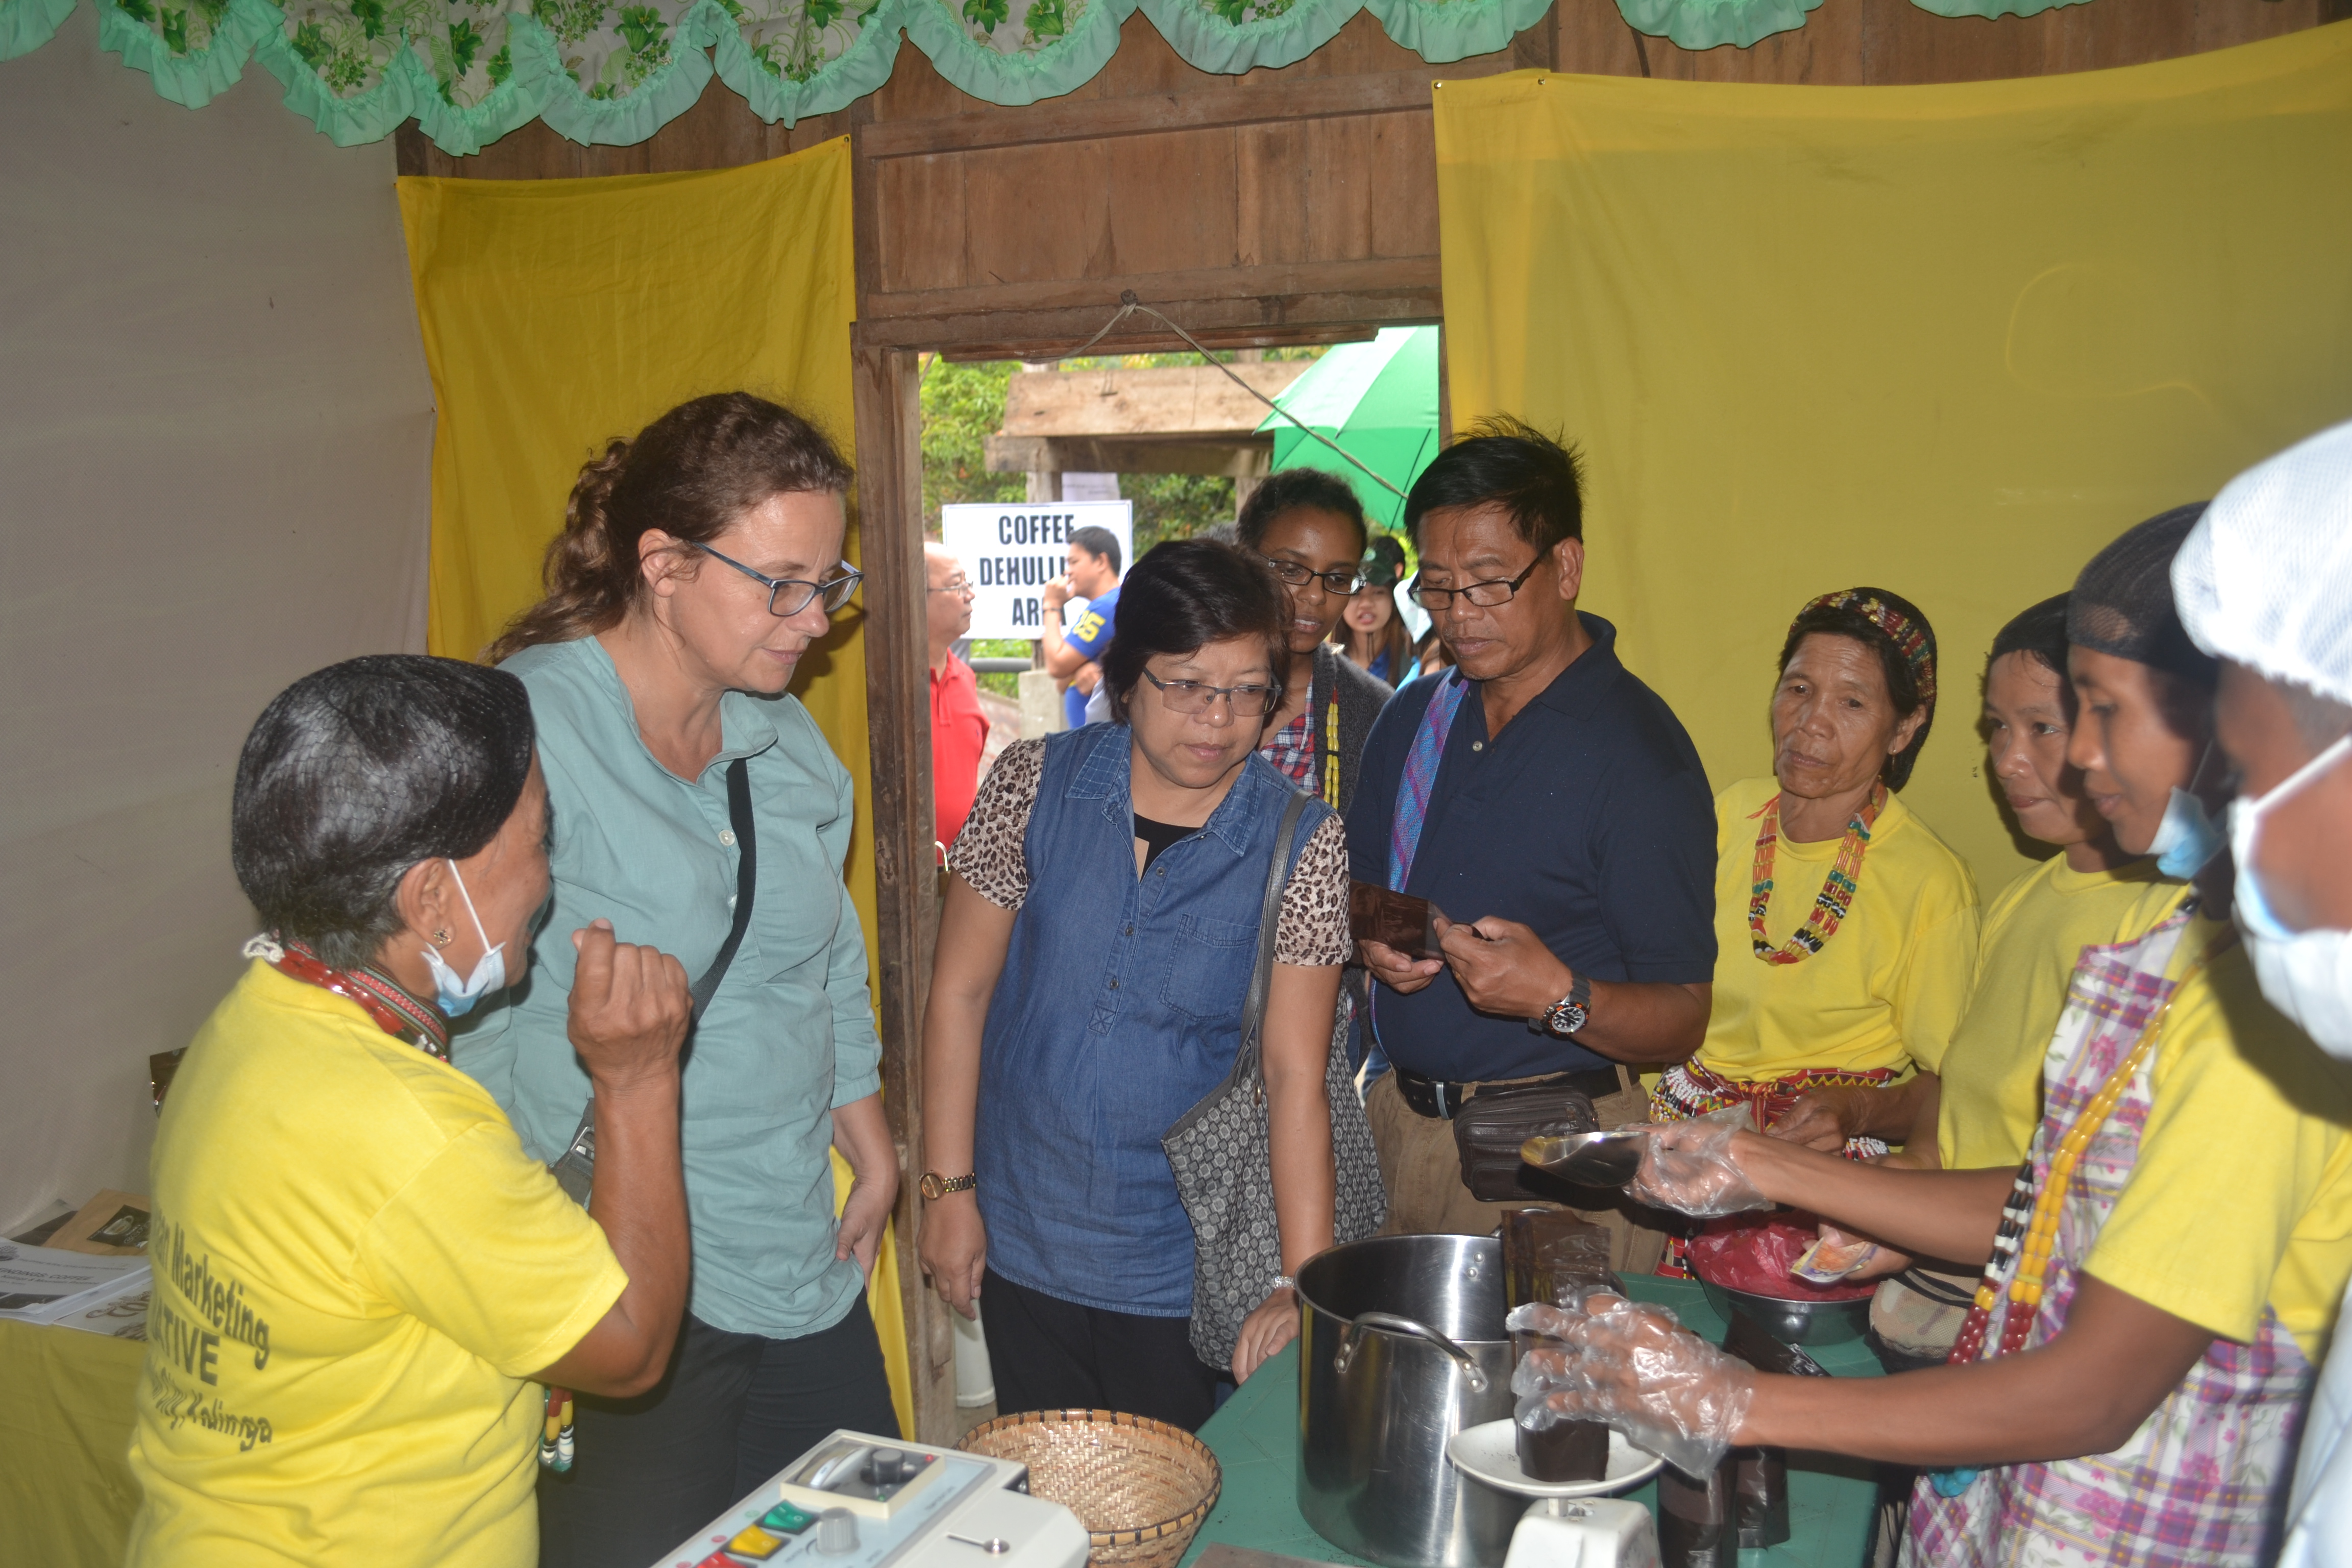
[940,502,1134,640]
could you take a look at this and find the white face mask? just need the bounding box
[2230,733,2352,1057]
[418,859,507,1019]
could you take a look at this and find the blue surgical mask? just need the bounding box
[419,859,507,1018]
[2148,786,2226,878]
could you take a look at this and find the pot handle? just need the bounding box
[1333,1311,1491,1393]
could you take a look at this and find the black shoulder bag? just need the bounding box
[549,757,756,1207]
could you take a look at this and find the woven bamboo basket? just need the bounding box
[957,1409,1222,1568]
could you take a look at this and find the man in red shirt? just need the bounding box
[928,542,990,856]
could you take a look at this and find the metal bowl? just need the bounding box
[1698,1278,1871,1348]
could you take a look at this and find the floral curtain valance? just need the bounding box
[0,0,2091,153]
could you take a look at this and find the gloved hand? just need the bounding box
[1507,1293,1756,1478]
[1628,1105,1773,1217]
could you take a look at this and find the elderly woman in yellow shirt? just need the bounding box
[1650,587,1978,1180]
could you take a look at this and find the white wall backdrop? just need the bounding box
[0,12,434,1230]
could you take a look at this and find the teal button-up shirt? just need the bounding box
[454,636,881,1340]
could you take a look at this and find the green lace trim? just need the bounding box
[898,0,1134,108]
[0,0,75,58]
[1366,0,1552,65]
[42,0,2088,146]
[1614,0,1823,51]
[1908,0,2087,18]
[710,0,901,126]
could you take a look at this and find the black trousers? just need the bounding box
[981,1267,1221,1432]
[537,1297,898,1568]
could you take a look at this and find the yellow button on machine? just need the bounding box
[725,1525,786,1560]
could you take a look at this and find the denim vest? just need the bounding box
[976,723,1331,1316]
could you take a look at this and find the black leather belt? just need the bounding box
[1393,1065,1624,1120]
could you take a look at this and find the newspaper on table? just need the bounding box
[47,1272,153,1339]
[0,1241,152,1325]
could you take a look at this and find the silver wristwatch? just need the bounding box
[1534,972,1593,1038]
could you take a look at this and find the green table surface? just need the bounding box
[1180,1276,1882,1568]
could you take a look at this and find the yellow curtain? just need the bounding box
[398,141,914,1440]
[1434,26,2352,898]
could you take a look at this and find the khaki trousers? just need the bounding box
[1365,1069,1669,1277]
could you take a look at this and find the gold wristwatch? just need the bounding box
[919,1171,977,1200]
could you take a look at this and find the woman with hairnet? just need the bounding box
[2174,420,2352,1568]
[1516,505,2352,1567]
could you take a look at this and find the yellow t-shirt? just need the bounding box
[1936,855,2163,1171]
[2084,913,2352,1361]
[1697,777,1979,1084]
[126,961,629,1568]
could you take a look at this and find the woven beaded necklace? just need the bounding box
[1947,940,2223,1364]
[244,933,450,1061]
[1748,782,1886,964]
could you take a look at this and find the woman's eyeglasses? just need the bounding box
[1139,667,1279,718]
[688,540,863,617]
[1260,556,1364,597]
[1407,554,1545,611]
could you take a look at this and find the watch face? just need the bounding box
[920,1173,944,1200]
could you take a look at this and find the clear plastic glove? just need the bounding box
[1628,1105,1773,1217]
[1505,1292,1755,1478]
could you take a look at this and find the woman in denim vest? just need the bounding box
[920,541,1354,1430]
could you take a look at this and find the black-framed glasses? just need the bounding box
[1408,554,1546,611]
[1139,667,1280,718]
[1259,554,1363,597]
[688,540,863,617]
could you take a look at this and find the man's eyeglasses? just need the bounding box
[927,576,973,594]
[688,540,863,617]
[1139,667,1279,718]
[1260,556,1364,597]
[1408,554,1546,611]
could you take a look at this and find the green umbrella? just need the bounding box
[1256,325,1441,533]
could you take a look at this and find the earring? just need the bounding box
[432,929,453,947]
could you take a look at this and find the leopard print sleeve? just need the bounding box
[1274,812,1352,968]
[945,737,1043,912]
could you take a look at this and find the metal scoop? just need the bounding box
[1520,1126,1649,1188]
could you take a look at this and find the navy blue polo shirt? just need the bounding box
[1343,614,1717,1081]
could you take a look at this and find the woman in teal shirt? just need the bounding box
[456,394,897,1568]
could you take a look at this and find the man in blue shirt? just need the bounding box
[1041,525,1122,729]
[1344,418,1716,1271]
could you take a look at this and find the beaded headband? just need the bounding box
[1798,589,1938,711]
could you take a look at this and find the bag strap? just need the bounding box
[690,757,757,1014]
[1233,789,1314,1085]
[553,757,755,1184]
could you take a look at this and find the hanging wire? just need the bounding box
[1047,291,1410,501]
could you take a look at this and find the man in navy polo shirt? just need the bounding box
[1345,418,1716,1271]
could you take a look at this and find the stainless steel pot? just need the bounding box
[1296,1234,1525,1568]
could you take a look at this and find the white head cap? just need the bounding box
[2174,420,2352,707]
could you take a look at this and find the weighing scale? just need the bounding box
[650,1430,1091,1568]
